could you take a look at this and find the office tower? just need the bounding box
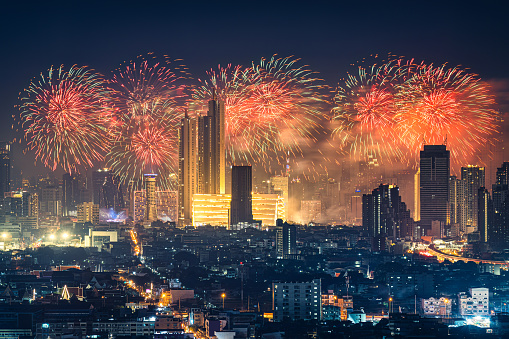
[491,183,509,248]
[478,187,491,243]
[270,176,289,220]
[449,176,467,232]
[420,145,450,232]
[276,223,296,259]
[133,190,146,223]
[496,162,509,185]
[272,279,322,321]
[252,193,285,227]
[198,93,226,194]
[414,168,420,221]
[156,190,178,222]
[231,166,253,226]
[77,202,99,224]
[461,166,485,230]
[40,186,61,216]
[192,194,231,226]
[92,169,125,211]
[144,174,157,222]
[0,142,10,196]
[362,184,402,241]
[178,111,197,227]
[62,173,82,216]
[29,193,39,220]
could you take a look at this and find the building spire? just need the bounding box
[184,108,189,119]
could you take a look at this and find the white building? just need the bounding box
[459,288,489,316]
[421,297,451,316]
[272,279,321,321]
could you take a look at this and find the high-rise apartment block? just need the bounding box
[276,223,296,259]
[461,166,485,230]
[144,174,157,222]
[92,169,124,211]
[231,166,253,226]
[0,142,10,196]
[420,145,450,232]
[178,111,197,227]
[272,279,322,321]
[270,176,289,221]
[449,176,467,232]
[77,202,99,224]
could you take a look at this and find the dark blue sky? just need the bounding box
[2,1,508,174]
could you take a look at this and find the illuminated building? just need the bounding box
[29,193,38,221]
[420,145,450,232]
[414,168,420,221]
[144,174,157,222]
[252,194,284,227]
[301,200,321,223]
[270,176,288,220]
[272,279,322,321]
[459,288,489,316]
[193,193,283,227]
[133,190,146,223]
[178,111,197,227]
[62,173,85,216]
[92,168,124,211]
[276,223,296,259]
[156,190,178,222]
[192,194,230,227]
[0,142,10,196]
[231,166,253,225]
[497,162,509,185]
[198,93,226,194]
[77,202,99,224]
[40,186,61,216]
[4,191,30,217]
[449,175,467,232]
[478,187,491,243]
[461,165,485,230]
[350,193,362,225]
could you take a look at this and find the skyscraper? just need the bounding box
[198,93,225,194]
[362,184,402,240]
[270,176,289,220]
[62,173,82,216]
[478,187,491,243]
[420,145,450,232]
[496,162,509,185]
[449,175,467,232]
[92,169,124,211]
[178,111,197,227]
[144,174,157,222]
[461,166,485,230]
[231,166,253,226]
[0,142,10,196]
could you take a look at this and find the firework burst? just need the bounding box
[19,65,110,173]
[332,57,415,162]
[395,63,499,164]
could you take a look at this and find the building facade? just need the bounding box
[272,279,322,321]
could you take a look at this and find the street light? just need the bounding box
[444,299,449,318]
[221,293,226,309]
[389,297,393,315]
[62,233,69,239]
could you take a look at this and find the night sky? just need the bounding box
[1,1,508,175]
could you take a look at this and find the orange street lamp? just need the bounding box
[221,293,226,309]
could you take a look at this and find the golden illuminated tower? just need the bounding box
[414,168,420,221]
[178,111,197,227]
[198,91,226,194]
[144,174,157,221]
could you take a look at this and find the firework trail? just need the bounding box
[193,55,327,165]
[19,65,110,173]
[395,63,499,165]
[331,56,415,163]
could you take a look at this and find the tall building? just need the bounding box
[414,168,420,221]
[0,142,10,196]
[478,187,491,243]
[231,166,253,226]
[62,173,83,217]
[192,194,231,227]
[178,111,197,227]
[496,162,509,185]
[362,184,402,241]
[461,166,485,230]
[276,223,296,259]
[4,191,30,217]
[198,93,226,194]
[29,193,39,220]
[272,279,322,321]
[449,176,467,232]
[144,174,157,222]
[92,169,124,211]
[300,200,321,223]
[420,145,450,232]
[491,183,509,248]
[40,186,61,216]
[270,176,289,220]
[77,202,99,224]
[133,190,146,223]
